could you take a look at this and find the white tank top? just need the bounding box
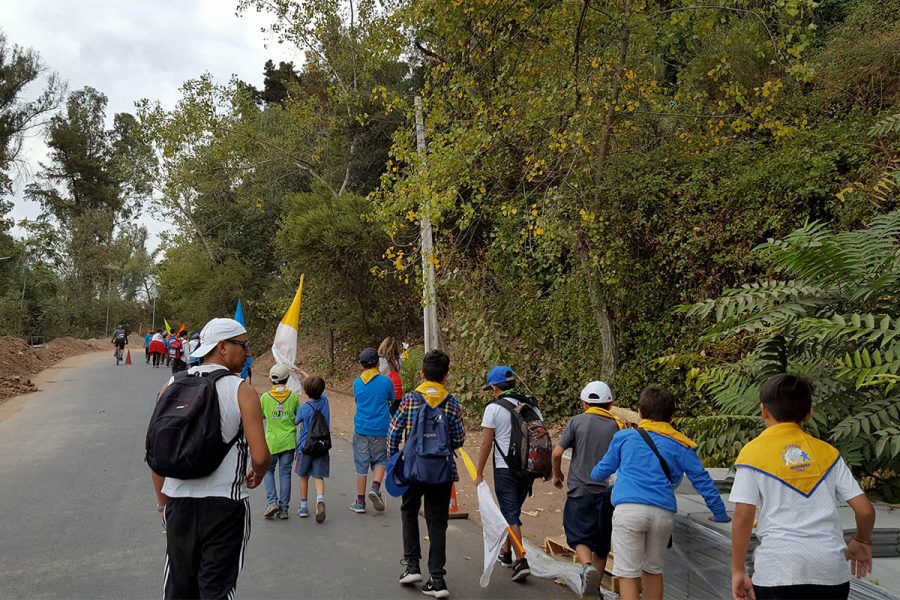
[161,365,248,500]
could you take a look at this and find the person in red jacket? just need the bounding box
[378,337,404,415]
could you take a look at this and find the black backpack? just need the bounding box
[302,402,332,457]
[145,369,242,479]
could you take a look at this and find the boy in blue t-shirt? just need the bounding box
[143,331,152,364]
[591,386,730,600]
[294,375,331,523]
[351,347,395,513]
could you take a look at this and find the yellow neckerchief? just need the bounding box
[638,419,698,449]
[586,405,626,430]
[268,385,293,403]
[360,367,379,384]
[735,422,840,497]
[415,381,449,408]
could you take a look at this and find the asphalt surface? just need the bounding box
[0,351,571,599]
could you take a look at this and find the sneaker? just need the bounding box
[297,506,309,518]
[399,560,423,585]
[349,500,366,513]
[579,564,600,593]
[497,550,513,568]
[315,500,326,523]
[277,509,289,520]
[421,577,449,598]
[368,488,386,511]
[263,504,279,519]
[511,558,531,582]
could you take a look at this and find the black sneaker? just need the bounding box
[497,550,513,568]
[399,560,423,585]
[511,558,531,582]
[421,577,449,598]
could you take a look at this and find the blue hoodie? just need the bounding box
[591,428,729,521]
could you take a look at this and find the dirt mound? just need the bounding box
[0,336,106,400]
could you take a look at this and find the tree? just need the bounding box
[669,208,900,500]
[0,30,64,194]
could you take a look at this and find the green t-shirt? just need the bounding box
[260,388,300,454]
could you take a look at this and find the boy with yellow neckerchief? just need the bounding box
[388,349,465,598]
[260,364,301,519]
[730,374,875,600]
[591,386,729,600]
[551,381,624,594]
[351,347,395,513]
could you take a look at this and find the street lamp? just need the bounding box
[104,264,120,339]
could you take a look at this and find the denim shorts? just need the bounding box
[352,433,389,476]
[493,468,532,526]
[296,451,330,478]
[563,492,614,555]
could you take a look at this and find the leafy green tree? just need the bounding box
[0,30,64,194]
[671,209,900,499]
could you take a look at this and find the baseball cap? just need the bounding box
[269,363,291,383]
[359,347,379,366]
[192,318,247,359]
[580,381,613,405]
[384,452,408,498]
[483,365,516,391]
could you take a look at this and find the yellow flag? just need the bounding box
[272,275,305,392]
[164,319,172,335]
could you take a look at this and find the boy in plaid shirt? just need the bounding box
[389,349,465,599]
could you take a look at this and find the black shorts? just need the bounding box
[114,340,126,349]
[164,497,249,600]
[563,492,614,555]
[754,582,849,600]
[493,468,532,526]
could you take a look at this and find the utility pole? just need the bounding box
[415,96,439,352]
[104,264,118,339]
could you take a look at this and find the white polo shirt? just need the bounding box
[729,457,863,587]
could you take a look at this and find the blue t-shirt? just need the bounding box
[591,428,729,521]
[295,395,331,452]
[353,373,394,436]
[143,334,152,348]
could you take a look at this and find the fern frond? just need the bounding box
[679,280,831,323]
[799,314,900,349]
[868,113,900,137]
[837,348,900,390]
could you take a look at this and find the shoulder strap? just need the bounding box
[637,428,673,483]
[491,398,521,467]
[204,368,238,383]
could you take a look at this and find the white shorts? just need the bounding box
[611,503,674,578]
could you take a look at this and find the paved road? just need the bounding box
[0,351,570,599]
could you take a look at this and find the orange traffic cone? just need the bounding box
[447,483,468,520]
[125,350,132,365]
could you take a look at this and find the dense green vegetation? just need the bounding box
[1,0,898,495]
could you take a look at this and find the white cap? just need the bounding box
[192,318,247,359]
[269,363,291,383]
[580,381,613,405]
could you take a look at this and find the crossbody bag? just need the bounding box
[636,428,675,548]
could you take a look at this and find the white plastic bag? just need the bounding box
[476,480,510,587]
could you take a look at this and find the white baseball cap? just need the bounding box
[192,318,247,359]
[580,380,613,405]
[269,363,291,383]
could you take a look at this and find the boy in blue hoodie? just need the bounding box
[294,375,331,523]
[351,347,395,513]
[591,386,730,600]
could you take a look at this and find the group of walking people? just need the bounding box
[143,329,199,371]
[146,316,877,600]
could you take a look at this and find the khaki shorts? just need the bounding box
[611,503,674,578]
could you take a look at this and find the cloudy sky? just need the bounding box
[3,0,298,248]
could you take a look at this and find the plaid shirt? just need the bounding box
[388,390,466,482]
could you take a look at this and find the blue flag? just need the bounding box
[234,298,245,326]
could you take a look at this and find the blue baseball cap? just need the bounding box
[384,452,408,498]
[483,365,516,391]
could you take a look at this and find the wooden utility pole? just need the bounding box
[415,96,439,352]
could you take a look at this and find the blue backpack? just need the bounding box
[401,392,453,485]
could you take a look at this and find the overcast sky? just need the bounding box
[3,0,298,249]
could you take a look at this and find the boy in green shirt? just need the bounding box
[260,363,301,519]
